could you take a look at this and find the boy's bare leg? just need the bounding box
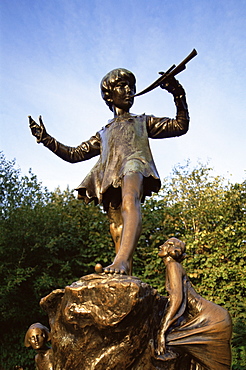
[107,206,134,274]
[107,206,123,255]
[104,172,143,275]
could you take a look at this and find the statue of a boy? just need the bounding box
[29,69,189,275]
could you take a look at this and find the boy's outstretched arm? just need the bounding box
[28,116,100,163]
[29,115,47,143]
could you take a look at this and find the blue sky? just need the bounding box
[1,0,245,191]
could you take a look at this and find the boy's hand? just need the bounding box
[28,115,47,143]
[160,77,185,96]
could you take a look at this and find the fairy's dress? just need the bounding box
[165,274,232,370]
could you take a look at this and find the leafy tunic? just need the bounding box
[42,112,188,210]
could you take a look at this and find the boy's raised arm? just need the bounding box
[28,116,100,163]
[147,77,189,139]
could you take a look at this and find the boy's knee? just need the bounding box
[122,192,141,213]
[107,205,122,226]
[110,222,123,234]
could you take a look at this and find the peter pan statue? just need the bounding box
[29,68,189,275]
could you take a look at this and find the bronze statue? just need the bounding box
[156,238,232,369]
[29,65,190,275]
[24,323,53,370]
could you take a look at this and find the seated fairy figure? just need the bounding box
[156,237,232,370]
[24,323,53,370]
[29,69,189,275]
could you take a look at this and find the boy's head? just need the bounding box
[101,68,136,111]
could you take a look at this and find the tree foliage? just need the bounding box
[0,153,245,369]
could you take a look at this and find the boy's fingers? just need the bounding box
[28,115,37,127]
[39,115,44,127]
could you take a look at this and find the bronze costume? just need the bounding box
[42,111,188,210]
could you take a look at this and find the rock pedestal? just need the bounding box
[40,274,187,370]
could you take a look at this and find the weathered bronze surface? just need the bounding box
[29,66,189,275]
[27,56,233,369]
[156,238,232,370]
[38,261,232,369]
[39,274,183,369]
[24,323,53,370]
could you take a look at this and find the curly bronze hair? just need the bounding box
[100,68,136,111]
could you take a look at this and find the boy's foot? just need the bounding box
[104,260,129,275]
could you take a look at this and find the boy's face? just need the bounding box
[111,79,135,111]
